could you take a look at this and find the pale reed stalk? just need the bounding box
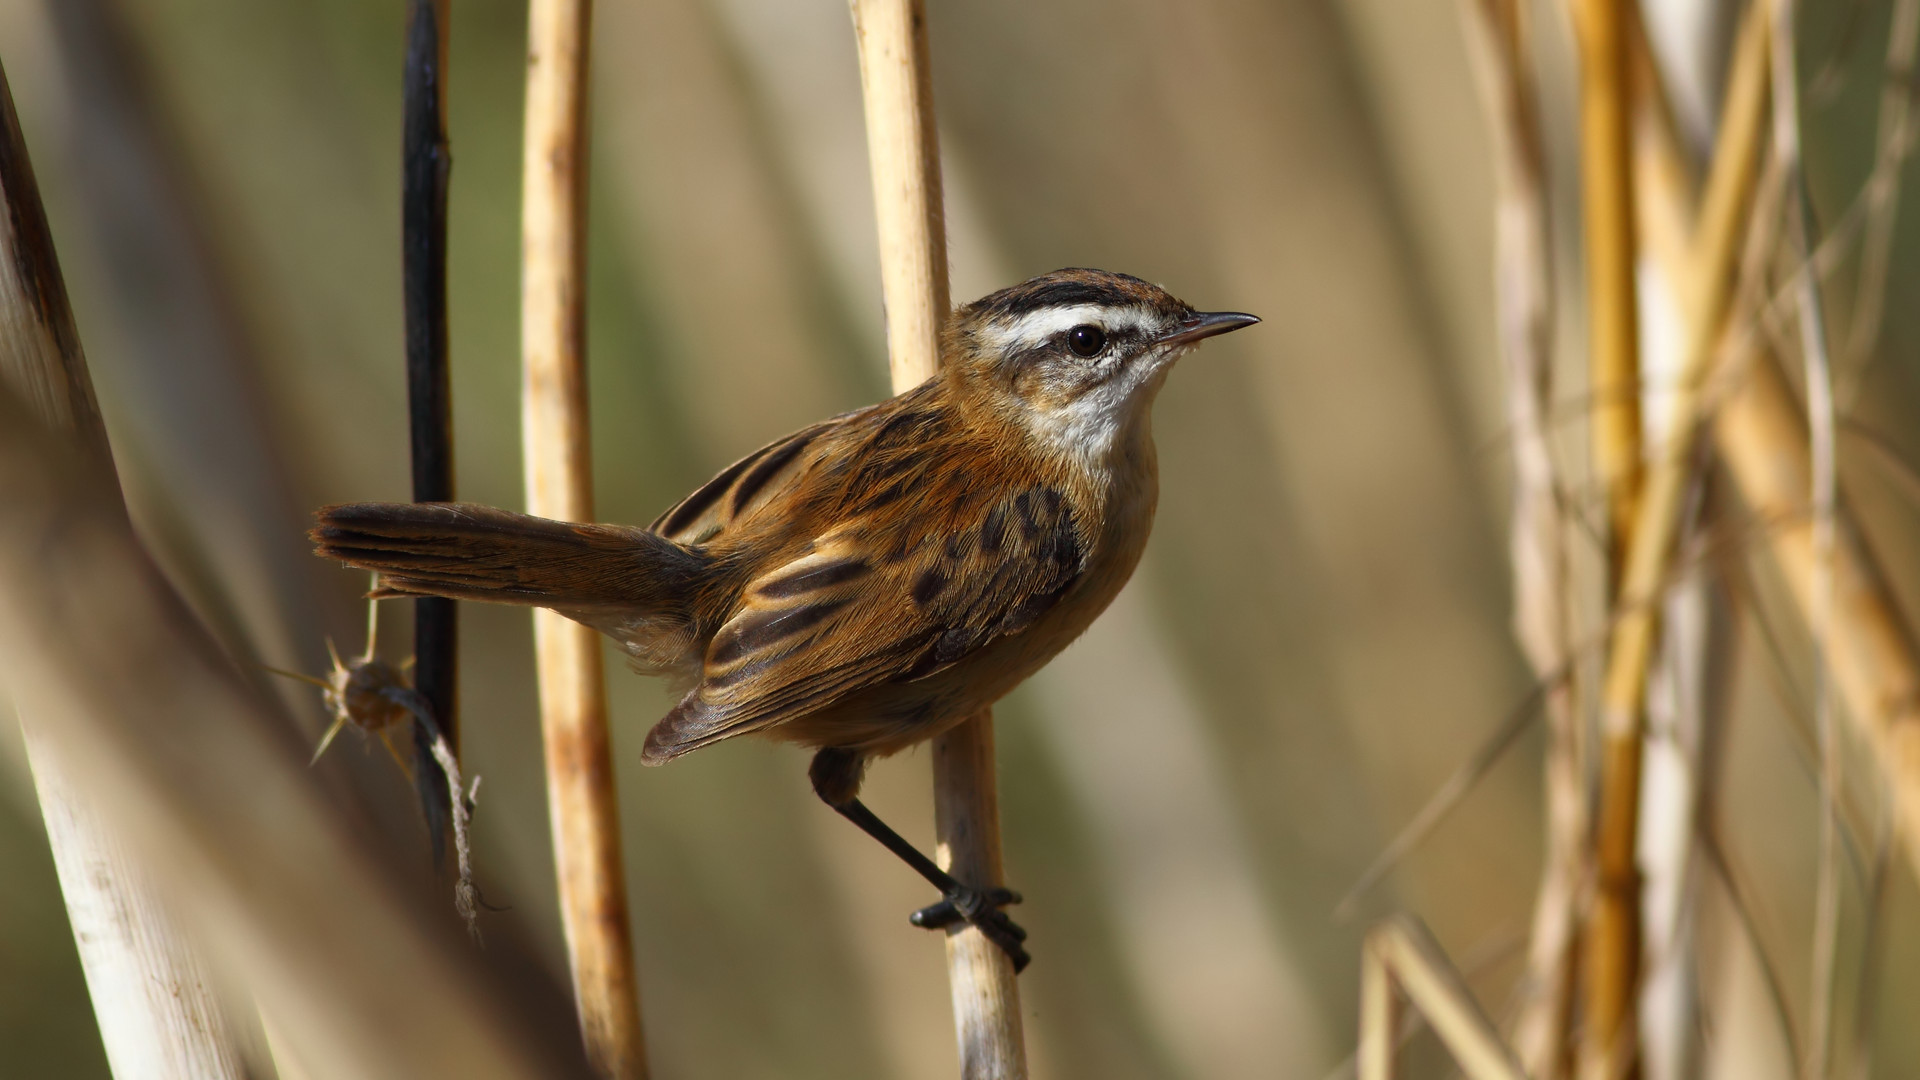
[1625,12,1728,1080]
[848,1,1026,1075]
[0,58,250,1080]
[521,1,649,1075]
[1457,1,1578,1074]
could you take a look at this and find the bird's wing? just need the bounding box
[640,481,1086,761]
[649,408,873,547]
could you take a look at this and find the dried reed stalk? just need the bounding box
[1580,8,1772,1078]
[0,56,588,1078]
[1633,0,1920,1060]
[521,1,649,1075]
[1457,1,1577,1074]
[1630,0,1920,928]
[1357,916,1527,1080]
[0,59,251,1079]
[848,1,1026,1075]
[1570,0,1645,562]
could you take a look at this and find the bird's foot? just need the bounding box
[910,885,1030,972]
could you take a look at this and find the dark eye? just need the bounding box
[1066,324,1107,358]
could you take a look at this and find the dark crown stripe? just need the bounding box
[964,268,1169,321]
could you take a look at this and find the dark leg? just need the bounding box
[810,749,1029,972]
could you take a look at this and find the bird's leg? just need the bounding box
[810,749,1029,972]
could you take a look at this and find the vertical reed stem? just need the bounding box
[403,0,459,840]
[522,2,648,1076]
[0,58,248,1079]
[1571,0,1645,564]
[1570,4,1646,1075]
[848,1,1027,1075]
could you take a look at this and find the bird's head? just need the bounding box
[947,268,1258,464]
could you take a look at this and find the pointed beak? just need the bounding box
[1159,310,1261,348]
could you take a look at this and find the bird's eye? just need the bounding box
[1066,324,1107,358]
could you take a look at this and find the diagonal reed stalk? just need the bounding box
[0,53,592,1078]
[520,1,650,1075]
[1580,6,1773,1077]
[0,57,252,1079]
[847,1,1027,1076]
[1357,915,1528,1080]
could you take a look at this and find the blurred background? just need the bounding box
[0,0,1915,1076]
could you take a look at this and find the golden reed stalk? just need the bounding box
[1567,0,1649,1071]
[1571,0,1645,561]
[521,1,650,1076]
[847,1,1027,1075]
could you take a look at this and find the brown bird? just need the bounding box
[313,268,1257,969]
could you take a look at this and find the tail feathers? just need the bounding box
[313,502,710,613]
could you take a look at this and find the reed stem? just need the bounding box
[848,1,1027,1075]
[521,2,649,1076]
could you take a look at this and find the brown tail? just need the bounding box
[312,502,711,615]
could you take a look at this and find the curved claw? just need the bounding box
[908,886,1031,972]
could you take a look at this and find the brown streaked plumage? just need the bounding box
[313,268,1258,969]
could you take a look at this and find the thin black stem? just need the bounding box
[404,0,455,856]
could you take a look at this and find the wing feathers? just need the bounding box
[639,481,1086,759]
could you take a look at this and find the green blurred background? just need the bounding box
[0,0,1916,1076]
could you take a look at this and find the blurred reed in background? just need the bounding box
[0,0,1916,1076]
